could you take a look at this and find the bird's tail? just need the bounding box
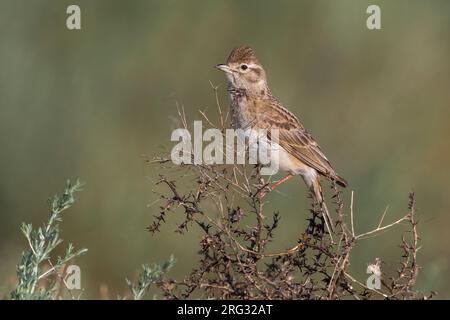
[311,175,335,240]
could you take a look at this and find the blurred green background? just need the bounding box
[1,0,449,299]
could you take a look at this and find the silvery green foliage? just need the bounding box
[126,255,176,300]
[10,180,87,300]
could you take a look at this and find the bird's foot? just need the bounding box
[258,174,294,199]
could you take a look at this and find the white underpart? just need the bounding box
[235,127,317,186]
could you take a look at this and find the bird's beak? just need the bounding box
[215,64,232,73]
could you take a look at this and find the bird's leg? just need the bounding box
[271,174,294,191]
[259,174,294,198]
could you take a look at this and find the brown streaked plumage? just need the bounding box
[216,46,347,236]
[227,46,260,64]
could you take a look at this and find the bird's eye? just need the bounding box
[240,64,248,70]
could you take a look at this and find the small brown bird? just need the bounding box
[216,46,347,236]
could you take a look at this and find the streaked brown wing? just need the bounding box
[277,128,336,177]
[256,97,338,179]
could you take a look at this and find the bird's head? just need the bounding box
[216,46,268,95]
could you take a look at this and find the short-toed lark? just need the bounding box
[216,46,347,236]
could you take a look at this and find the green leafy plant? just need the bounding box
[10,180,87,300]
[9,178,175,300]
[126,255,176,300]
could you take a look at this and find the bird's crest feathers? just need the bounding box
[227,46,260,64]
